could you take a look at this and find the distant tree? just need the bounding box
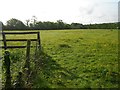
[25,19,30,26]
[6,18,26,30]
[31,16,37,26]
[4,17,118,30]
[34,21,44,30]
[57,20,65,29]
[84,23,117,29]
[64,24,71,29]
[0,22,5,30]
[71,23,84,29]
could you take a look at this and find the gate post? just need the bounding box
[25,40,31,84]
[37,32,41,50]
[4,51,11,88]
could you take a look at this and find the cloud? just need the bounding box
[78,0,118,24]
[79,2,99,15]
[87,7,94,15]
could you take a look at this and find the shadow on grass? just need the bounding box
[32,50,79,88]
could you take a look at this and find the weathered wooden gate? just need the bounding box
[0,31,41,88]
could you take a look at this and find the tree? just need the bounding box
[31,16,37,26]
[71,23,84,29]
[25,19,30,26]
[57,20,65,29]
[6,18,26,30]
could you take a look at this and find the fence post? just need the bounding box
[25,40,31,84]
[4,51,11,88]
[2,32,7,50]
[37,32,41,50]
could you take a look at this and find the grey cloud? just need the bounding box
[79,7,94,15]
[79,3,99,15]
[87,7,94,14]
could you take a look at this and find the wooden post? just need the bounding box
[24,40,31,86]
[2,32,7,50]
[25,40,31,74]
[4,51,11,88]
[37,32,41,49]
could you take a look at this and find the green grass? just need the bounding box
[1,29,119,88]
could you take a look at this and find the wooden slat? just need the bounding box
[0,32,39,34]
[0,46,26,48]
[0,39,37,41]
[0,46,36,49]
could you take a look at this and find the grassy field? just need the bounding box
[1,29,119,88]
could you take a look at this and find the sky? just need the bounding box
[0,0,119,24]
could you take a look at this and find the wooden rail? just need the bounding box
[0,32,39,34]
[0,31,41,49]
[0,39,37,41]
[0,46,37,48]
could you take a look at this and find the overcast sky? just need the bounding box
[0,0,119,24]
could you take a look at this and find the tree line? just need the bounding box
[2,18,118,30]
